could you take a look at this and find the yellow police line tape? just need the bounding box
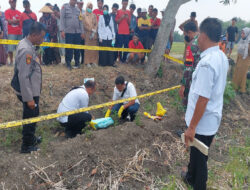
[0,39,184,65]
[0,85,181,130]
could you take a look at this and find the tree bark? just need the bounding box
[145,0,191,76]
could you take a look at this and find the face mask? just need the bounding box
[103,10,108,15]
[185,35,191,43]
[87,8,92,13]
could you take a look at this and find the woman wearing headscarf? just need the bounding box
[232,27,250,93]
[82,2,98,68]
[39,5,59,65]
[98,5,115,67]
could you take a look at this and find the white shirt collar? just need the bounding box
[200,45,220,58]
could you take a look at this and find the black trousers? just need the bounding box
[99,40,114,66]
[65,33,81,67]
[18,96,39,146]
[186,134,214,190]
[63,112,92,138]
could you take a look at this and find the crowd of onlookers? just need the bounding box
[0,0,176,68]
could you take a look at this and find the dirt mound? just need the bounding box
[0,62,185,189]
[0,107,186,189]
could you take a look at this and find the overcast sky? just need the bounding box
[0,0,249,32]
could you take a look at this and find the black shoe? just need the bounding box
[65,130,76,139]
[20,145,38,154]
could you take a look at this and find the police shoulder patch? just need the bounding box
[26,54,32,65]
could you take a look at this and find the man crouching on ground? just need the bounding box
[57,80,96,138]
[108,76,140,121]
[181,18,229,189]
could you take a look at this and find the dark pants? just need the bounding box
[113,35,119,63]
[185,134,214,190]
[63,112,92,138]
[140,35,150,50]
[116,34,130,62]
[80,39,85,64]
[99,40,114,66]
[43,47,61,65]
[18,96,39,146]
[112,103,140,121]
[65,33,82,67]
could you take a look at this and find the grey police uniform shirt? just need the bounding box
[60,3,84,34]
[15,38,42,102]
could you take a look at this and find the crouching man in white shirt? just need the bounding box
[57,80,96,138]
[110,76,140,121]
[182,18,229,189]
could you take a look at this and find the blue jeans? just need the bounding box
[116,34,130,62]
[112,103,140,121]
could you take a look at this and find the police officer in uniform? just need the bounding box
[12,22,46,153]
[60,0,85,70]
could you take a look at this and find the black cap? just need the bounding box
[191,12,196,17]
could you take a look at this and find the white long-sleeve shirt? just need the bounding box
[57,86,89,123]
[98,15,115,40]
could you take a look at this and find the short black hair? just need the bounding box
[103,5,109,11]
[112,3,119,9]
[53,4,60,12]
[149,5,153,9]
[152,8,158,13]
[45,3,52,7]
[85,80,96,89]
[97,0,104,3]
[130,4,136,10]
[115,76,125,85]
[29,22,46,35]
[184,21,198,33]
[200,18,222,43]
[23,0,30,6]
[137,8,141,13]
[191,12,196,17]
[232,17,237,22]
[122,0,128,2]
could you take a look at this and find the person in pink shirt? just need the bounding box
[5,0,22,65]
[93,0,103,22]
[115,0,131,63]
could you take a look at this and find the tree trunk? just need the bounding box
[145,0,191,76]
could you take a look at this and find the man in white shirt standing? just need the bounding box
[57,80,96,138]
[182,18,229,190]
[107,76,140,121]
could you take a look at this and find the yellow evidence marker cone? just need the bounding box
[156,102,167,117]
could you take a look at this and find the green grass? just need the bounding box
[224,81,236,104]
[171,42,185,56]
[226,136,250,189]
[168,89,185,112]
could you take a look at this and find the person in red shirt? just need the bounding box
[20,0,37,38]
[127,34,145,63]
[93,0,103,22]
[115,0,131,63]
[5,0,22,65]
[149,8,161,48]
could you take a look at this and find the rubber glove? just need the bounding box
[89,31,95,40]
[118,106,125,118]
[105,109,111,118]
[111,39,116,47]
[90,121,97,130]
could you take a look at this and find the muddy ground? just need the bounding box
[0,63,249,189]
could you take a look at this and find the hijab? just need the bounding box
[86,2,93,14]
[103,5,110,27]
[238,27,250,59]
